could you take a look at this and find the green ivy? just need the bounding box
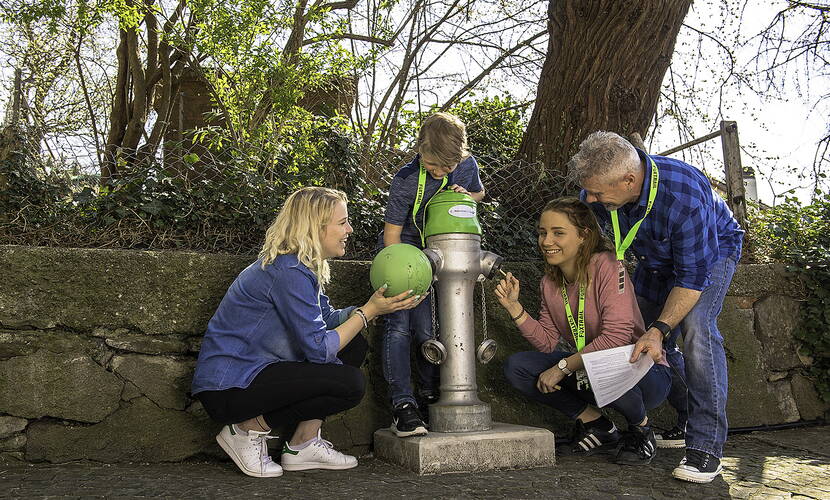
[751,193,830,402]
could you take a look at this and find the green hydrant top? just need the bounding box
[424,190,482,238]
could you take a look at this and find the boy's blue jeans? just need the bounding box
[382,294,440,408]
[637,250,739,458]
[503,350,672,425]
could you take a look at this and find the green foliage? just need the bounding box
[751,194,830,402]
[1,119,387,257]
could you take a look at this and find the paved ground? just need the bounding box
[1,426,828,499]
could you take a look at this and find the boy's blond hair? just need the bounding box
[417,112,470,168]
[259,186,348,285]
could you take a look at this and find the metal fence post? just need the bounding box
[720,120,747,230]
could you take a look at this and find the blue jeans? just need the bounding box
[382,294,440,407]
[503,350,672,426]
[637,250,739,458]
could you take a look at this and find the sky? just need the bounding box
[647,1,829,206]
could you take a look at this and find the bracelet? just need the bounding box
[354,308,369,330]
[510,306,525,322]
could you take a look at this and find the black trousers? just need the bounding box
[197,334,368,428]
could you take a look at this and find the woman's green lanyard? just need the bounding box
[412,163,447,247]
[609,159,659,293]
[561,283,586,351]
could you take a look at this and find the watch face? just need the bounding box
[558,359,567,369]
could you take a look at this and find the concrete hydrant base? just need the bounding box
[373,422,556,475]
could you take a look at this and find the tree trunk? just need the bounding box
[516,0,691,183]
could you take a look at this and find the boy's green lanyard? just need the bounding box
[412,164,447,247]
[609,159,659,262]
[561,283,586,351]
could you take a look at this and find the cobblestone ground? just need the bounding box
[2,426,828,499]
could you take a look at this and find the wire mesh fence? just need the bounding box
[0,117,571,261]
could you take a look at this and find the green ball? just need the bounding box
[370,243,433,297]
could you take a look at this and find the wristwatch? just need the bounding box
[557,358,573,376]
[649,320,672,340]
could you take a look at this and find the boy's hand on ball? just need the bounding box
[448,184,470,195]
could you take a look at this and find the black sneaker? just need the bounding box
[416,393,440,426]
[614,425,657,465]
[655,425,686,449]
[672,449,723,483]
[390,402,428,437]
[570,420,621,456]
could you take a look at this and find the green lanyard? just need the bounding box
[609,159,659,261]
[561,283,586,351]
[412,163,447,247]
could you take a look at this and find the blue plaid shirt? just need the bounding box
[581,148,744,304]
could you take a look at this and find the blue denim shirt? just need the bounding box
[582,149,744,304]
[191,254,354,395]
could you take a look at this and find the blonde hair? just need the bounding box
[417,112,470,168]
[259,187,348,285]
[540,198,614,287]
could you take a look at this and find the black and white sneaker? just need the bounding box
[655,425,686,448]
[391,402,428,437]
[416,393,439,426]
[672,449,723,483]
[614,425,657,465]
[570,420,621,456]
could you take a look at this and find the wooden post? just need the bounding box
[720,120,747,230]
[628,132,647,151]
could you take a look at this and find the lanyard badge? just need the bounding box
[412,162,447,247]
[609,159,659,293]
[561,283,586,351]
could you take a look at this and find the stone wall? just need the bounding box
[0,245,826,463]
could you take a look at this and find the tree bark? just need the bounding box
[516,0,691,180]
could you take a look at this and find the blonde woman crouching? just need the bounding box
[192,187,421,477]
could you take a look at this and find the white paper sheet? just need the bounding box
[581,344,654,408]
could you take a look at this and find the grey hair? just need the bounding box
[567,131,640,184]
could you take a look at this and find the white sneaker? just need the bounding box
[280,430,358,471]
[216,424,283,478]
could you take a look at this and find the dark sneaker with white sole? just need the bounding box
[672,449,723,483]
[391,402,428,437]
[614,425,657,465]
[655,425,686,448]
[570,420,621,456]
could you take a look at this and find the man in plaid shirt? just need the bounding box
[571,131,743,483]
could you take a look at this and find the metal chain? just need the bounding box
[429,284,439,340]
[479,279,488,341]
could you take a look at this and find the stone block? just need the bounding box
[728,263,804,298]
[0,433,26,451]
[25,397,217,463]
[374,423,555,474]
[0,329,105,359]
[0,350,122,423]
[0,245,254,335]
[790,373,829,421]
[0,416,28,438]
[721,304,792,427]
[111,354,194,410]
[103,331,190,355]
[754,295,803,371]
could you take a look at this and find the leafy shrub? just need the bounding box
[751,194,830,402]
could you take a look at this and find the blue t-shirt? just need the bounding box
[380,154,483,248]
[191,254,354,394]
[582,148,744,305]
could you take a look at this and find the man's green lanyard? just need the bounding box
[412,164,447,247]
[561,284,586,351]
[609,159,659,292]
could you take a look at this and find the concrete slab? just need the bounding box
[373,422,555,475]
